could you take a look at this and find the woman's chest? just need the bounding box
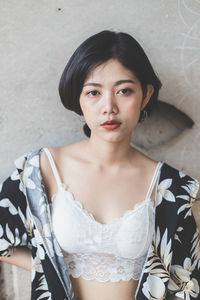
[41,147,158,225]
[50,168,156,225]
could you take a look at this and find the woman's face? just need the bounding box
[79,58,154,142]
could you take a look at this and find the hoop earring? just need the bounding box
[140,109,148,122]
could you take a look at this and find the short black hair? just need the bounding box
[58,30,162,137]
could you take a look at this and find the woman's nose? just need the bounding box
[102,92,118,114]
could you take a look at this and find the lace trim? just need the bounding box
[63,252,147,282]
[52,183,155,226]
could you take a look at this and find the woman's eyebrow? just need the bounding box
[83,79,136,87]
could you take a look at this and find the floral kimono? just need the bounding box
[0,147,200,300]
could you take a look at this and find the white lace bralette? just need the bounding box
[42,147,163,283]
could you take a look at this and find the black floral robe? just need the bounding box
[0,147,200,300]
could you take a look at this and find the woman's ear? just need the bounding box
[141,84,154,110]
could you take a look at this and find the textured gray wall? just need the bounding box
[0,0,200,298]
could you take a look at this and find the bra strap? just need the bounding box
[43,148,62,188]
[145,161,162,200]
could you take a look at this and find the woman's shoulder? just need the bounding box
[13,141,82,168]
[133,149,200,202]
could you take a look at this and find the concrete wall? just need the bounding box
[1,0,200,298]
[0,264,31,300]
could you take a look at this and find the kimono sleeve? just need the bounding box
[0,152,32,257]
[167,177,200,299]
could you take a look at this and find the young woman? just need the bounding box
[0,30,199,300]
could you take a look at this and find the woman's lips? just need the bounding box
[101,123,121,130]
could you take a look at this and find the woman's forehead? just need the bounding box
[84,59,138,83]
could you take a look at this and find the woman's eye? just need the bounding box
[87,90,99,96]
[118,88,132,95]
[86,88,132,96]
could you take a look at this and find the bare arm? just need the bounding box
[0,246,31,272]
